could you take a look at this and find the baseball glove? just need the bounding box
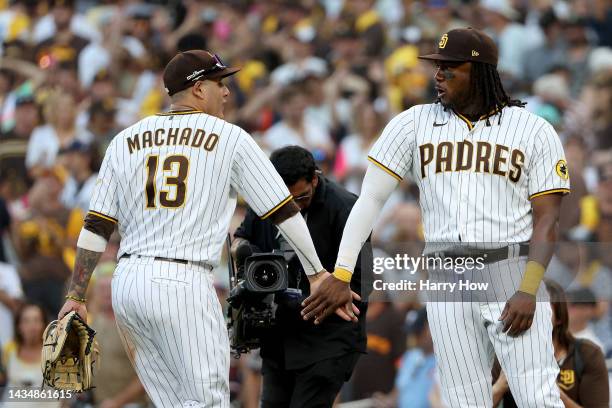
[41,311,99,392]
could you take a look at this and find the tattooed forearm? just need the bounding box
[68,247,103,298]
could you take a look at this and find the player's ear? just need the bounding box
[192,81,206,100]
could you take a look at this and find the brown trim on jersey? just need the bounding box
[367,156,403,181]
[453,105,505,131]
[529,188,571,200]
[88,210,118,224]
[155,110,204,116]
[84,212,116,240]
[268,199,300,225]
[477,105,504,121]
[453,111,474,131]
[261,195,294,220]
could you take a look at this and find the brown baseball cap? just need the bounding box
[163,50,240,96]
[418,27,498,66]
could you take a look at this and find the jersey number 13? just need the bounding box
[145,154,190,208]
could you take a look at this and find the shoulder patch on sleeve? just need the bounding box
[556,159,569,180]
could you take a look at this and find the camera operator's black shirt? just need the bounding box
[234,175,373,369]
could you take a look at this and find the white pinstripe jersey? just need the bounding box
[369,104,570,243]
[88,110,292,265]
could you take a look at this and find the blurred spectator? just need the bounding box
[564,19,595,97]
[372,307,439,408]
[15,174,70,319]
[58,140,99,213]
[415,0,467,40]
[16,233,69,320]
[77,9,146,90]
[325,26,360,77]
[0,94,38,202]
[592,215,612,356]
[567,288,605,351]
[492,280,609,408]
[1,302,59,407]
[0,2,31,46]
[349,291,406,401]
[335,96,386,194]
[33,0,99,45]
[0,68,16,131]
[585,0,612,47]
[481,0,536,79]
[262,84,333,156]
[346,0,386,57]
[0,262,22,348]
[523,9,567,84]
[86,98,118,152]
[33,0,94,74]
[529,73,570,128]
[588,70,612,151]
[268,6,327,86]
[44,61,82,100]
[25,90,93,176]
[595,158,612,217]
[562,216,612,303]
[89,271,147,407]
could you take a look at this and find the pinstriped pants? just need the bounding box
[426,257,563,408]
[111,257,230,408]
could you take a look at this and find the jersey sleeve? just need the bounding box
[231,130,292,219]
[367,109,416,181]
[528,122,571,200]
[87,138,119,224]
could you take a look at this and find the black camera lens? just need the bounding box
[252,263,279,289]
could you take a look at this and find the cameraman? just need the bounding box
[232,146,372,408]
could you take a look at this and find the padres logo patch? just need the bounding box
[556,159,569,180]
[439,34,448,49]
[558,369,575,390]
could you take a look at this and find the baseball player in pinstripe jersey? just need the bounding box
[304,28,570,407]
[57,50,356,407]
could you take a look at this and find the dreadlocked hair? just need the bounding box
[469,62,526,125]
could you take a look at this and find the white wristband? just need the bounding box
[77,228,108,253]
[277,213,324,275]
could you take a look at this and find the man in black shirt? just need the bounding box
[232,146,372,408]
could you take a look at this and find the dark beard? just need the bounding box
[436,98,451,110]
[436,94,482,118]
[436,97,458,112]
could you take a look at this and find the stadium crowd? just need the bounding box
[0,0,610,406]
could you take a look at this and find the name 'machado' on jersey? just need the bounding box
[87,110,292,265]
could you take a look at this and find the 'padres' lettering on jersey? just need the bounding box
[369,104,570,242]
[88,110,291,264]
[418,140,525,183]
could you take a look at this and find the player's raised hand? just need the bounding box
[499,291,535,336]
[302,271,360,324]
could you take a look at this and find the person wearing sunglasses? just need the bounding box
[233,145,372,408]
